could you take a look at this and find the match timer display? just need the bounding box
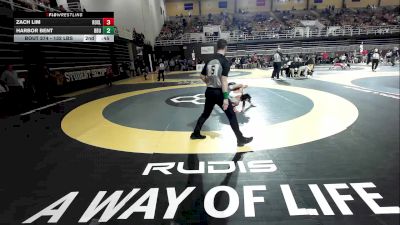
[14,12,115,43]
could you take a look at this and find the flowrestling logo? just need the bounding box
[22,160,400,224]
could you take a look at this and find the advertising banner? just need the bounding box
[50,65,114,94]
[201,46,215,55]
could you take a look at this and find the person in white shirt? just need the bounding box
[1,65,23,108]
[340,54,346,63]
[271,49,282,79]
[0,65,22,89]
[169,59,175,71]
[385,50,392,64]
[158,62,165,81]
[371,49,380,72]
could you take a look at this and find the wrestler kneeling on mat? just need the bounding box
[228,82,255,113]
[191,39,253,147]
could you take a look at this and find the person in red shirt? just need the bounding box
[105,66,113,87]
[322,52,329,64]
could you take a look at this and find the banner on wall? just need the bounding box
[201,46,215,55]
[256,0,266,6]
[184,3,193,10]
[277,0,304,3]
[219,1,228,8]
[59,66,110,83]
[203,25,221,37]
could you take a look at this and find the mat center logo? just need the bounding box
[166,93,205,108]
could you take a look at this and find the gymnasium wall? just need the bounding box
[79,0,166,45]
[380,0,400,6]
[237,0,272,12]
[166,0,200,16]
[201,0,235,14]
[273,0,307,11]
[344,0,379,8]
[165,0,399,15]
[310,0,343,10]
[165,0,273,16]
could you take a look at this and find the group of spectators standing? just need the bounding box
[271,51,316,79]
[229,51,315,79]
[365,47,399,71]
[231,54,268,69]
[157,58,199,72]
[132,29,145,47]
[0,64,56,112]
[228,46,399,78]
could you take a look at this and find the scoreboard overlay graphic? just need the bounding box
[13,12,115,42]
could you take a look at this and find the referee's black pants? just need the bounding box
[372,59,379,70]
[193,87,243,140]
[158,70,165,81]
[272,62,281,79]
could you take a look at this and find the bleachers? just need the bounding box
[225,37,400,57]
[155,24,400,46]
[155,5,400,46]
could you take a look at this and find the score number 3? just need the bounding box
[102,18,114,26]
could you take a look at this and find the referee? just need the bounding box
[190,39,253,147]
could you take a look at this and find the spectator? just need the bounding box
[158,61,165,81]
[367,50,373,65]
[169,59,176,71]
[37,65,53,103]
[322,52,329,63]
[59,5,66,12]
[289,57,300,77]
[1,65,24,109]
[49,0,57,8]
[161,59,167,71]
[0,80,7,93]
[105,66,113,87]
[340,54,346,63]
[132,28,145,46]
[142,63,149,80]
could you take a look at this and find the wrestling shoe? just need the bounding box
[237,137,253,147]
[190,133,206,140]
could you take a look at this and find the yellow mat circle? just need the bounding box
[61,82,358,154]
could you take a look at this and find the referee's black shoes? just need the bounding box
[237,137,253,147]
[190,132,206,139]
[191,133,253,147]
